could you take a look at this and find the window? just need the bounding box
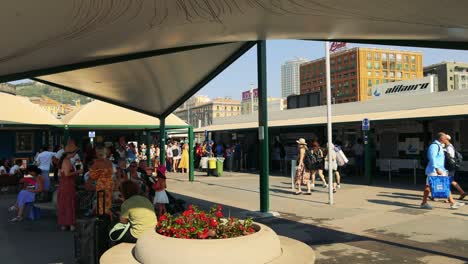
[411,56,416,63]
[337,58,342,64]
[382,61,388,70]
[405,73,409,78]
[338,74,342,79]
[368,80,372,87]
[352,80,356,87]
[367,62,372,69]
[396,54,402,61]
[351,71,356,76]
[351,53,356,59]
[397,72,402,78]
[216,113,220,117]
[344,73,349,78]
[375,71,380,77]
[344,56,348,63]
[367,71,372,76]
[383,79,388,83]
[396,63,402,70]
[404,64,409,71]
[16,132,34,153]
[382,53,387,61]
[344,81,349,87]
[339,83,342,88]
[383,71,388,77]
[374,62,380,69]
[375,79,380,85]
[411,64,416,71]
[404,55,409,62]
[367,53,372,60]
[217,106,220,110]
[390,62,395,70]
[412,74,416,78]
[450,76,453,80]
[390,71,395,77]
[374,53,380,60]
[389,54,395,61]
[331,59,335,65]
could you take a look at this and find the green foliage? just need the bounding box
[14,82,92,105]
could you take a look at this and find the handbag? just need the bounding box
[428,176,451,199]
[109,222,131,241]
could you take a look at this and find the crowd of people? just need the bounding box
[294,138,349,195]
[6,137,174,245]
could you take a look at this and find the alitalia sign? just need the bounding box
[372,76,434,98]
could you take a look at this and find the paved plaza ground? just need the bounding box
[0,171,467,263]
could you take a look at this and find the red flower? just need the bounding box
[248,227,255,233]
[175,218,184,225]
[238,224,244,231]
[209,218,218,227]
[188,205,193,210]
[217,205,222,211]
[159,215,167,221]
[215,211,223,218]
[190,227,196,233]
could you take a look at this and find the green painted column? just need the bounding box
[159,118,166,168]
[146,130,152,167]
[63,125,69,146]
[364,130,372,185]
[257,40,269,213]
[188,126,195,182]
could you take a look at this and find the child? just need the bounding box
[152,166,169,219]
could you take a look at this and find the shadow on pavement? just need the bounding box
[367,199,421,209]
[168,192,468,263]
[0,195,74,264]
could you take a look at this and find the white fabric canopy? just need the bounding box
[63,100,187,128]
[1,0,468,116]
[0,93,61,126]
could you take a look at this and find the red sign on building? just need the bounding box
[329,42,347,52]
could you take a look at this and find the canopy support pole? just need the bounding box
[146,130,152,167]
[189,126,195,182]
[257,40,269,213]
[63,125,69,146]
[159,118,166,169]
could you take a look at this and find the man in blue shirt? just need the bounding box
[421,132,464,210]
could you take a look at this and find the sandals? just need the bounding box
[9,216,23,222]
[294,191,303,195]
[8,205,17,212]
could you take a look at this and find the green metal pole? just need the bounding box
[63,125,69,146]
[188,126,195,182]
[146,130,152,167]
[159,118,166,168]
[257,40,269,213]
[364,130,372,185]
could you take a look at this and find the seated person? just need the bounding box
[8,165,44,222]
[110,180,157,243]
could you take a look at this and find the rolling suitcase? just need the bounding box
[74,190,111,264]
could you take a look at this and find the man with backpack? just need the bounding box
[445,135,466,200]
[420,132,464,210]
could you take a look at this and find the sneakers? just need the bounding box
[323,184,328,188]
[337,184,341,189]
[450,202,464,210]
[420,203,433,210]
[8,205,17,213]
[9,216,23,222]
[311,184,315,188]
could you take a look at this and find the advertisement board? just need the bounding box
[241,88,258,101]
[371,76,434,99]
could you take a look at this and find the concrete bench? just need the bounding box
[100,243,139,264]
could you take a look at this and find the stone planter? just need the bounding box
[101,222,315,264]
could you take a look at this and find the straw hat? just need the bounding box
[64,142,79,154]
[296,138,307,145]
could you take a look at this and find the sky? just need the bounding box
[198,40,468,100]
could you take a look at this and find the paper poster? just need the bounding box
[405,138,420,154]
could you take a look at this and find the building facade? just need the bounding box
[281,58,308,98]
[174,97,241,127]
[424,61,468,91]
[29,96,76,118]
[241,88,284,114]
[300,47,423,104]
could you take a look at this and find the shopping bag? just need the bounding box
[428,176,451,199]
